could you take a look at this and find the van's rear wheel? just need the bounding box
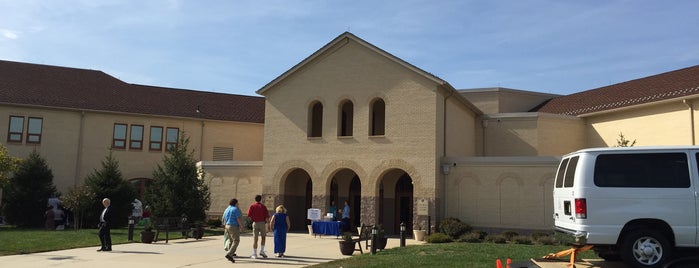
[621,228,672,268]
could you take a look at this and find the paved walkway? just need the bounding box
[0,232,425,268]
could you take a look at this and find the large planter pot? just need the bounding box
[140,231,155,243]
[339,240,355,255]
[413,230,426,241]
[192,227,204,239]
[375,237,388,250]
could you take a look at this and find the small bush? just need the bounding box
[536,236,558,245]
[486,234,508,244]
[512,235,533,245]
[531,232,551,240]
[473,230,488,240]
[426,232,453,243]
[500,231,519,240]
[438,217,472,239]
[458,232,483,243]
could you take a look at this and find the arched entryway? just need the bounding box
[283,168,312,232]
[330,168,361,231]
[378,169,413,235]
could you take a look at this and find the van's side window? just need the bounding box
[555,158,569,188]
[594,153,690,188]
[563,156,579,187]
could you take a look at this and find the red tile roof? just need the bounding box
[534,65,699,116]
[0,60,264,123]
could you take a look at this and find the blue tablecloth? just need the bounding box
[312,221,343,237]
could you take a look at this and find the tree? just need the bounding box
[84,151,137,228]
[62,184,95,230]
[2,151,57,227]
[145,135,210,223]
[616,132,637,147]
[0,142,22,189]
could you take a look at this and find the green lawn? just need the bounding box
[310,242,597,268]
[0,225,224,256]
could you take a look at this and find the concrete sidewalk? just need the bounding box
[0,232,425,268]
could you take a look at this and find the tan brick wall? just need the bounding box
[585,101,694,147]
[259,39,480,229]
[197,161,263,218]
[443,156,558,231]
[1,105,263,194]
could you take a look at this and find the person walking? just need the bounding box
[247,195,269,258]
[222,198,245,263]
[44,205,55,230]
[97,198,113,252]
[269,205,290,257]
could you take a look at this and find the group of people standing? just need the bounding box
[329,200,352,232]
[222,195,291,263]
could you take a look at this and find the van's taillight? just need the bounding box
[575,198,587,219]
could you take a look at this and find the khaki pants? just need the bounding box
[225,225,240,256]
[252,221,267,238]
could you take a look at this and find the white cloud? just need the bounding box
[1,29,18,39]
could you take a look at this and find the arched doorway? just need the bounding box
[378,169,413,235]
[283,168,312,232]
[330,168,361,231]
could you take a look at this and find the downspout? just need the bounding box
[683,99,695,145]
[200,120,205,160]
[74,111,85,186]
[442,87,454,219]
[481,119,488,156]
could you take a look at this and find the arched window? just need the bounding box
[308,101,323,137]
[369,98,385,136]
[338,100,354,136]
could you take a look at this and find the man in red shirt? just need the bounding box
[247,195,269,258]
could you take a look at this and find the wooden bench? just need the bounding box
[352,224,373,254]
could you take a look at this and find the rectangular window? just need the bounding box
[113,124,127,149]
[150,126,163,151]
[8,116,24,143]
[554,158,569,188]
[130,125,144,150]
[166,127,179,151]
[594,153,690,188]
[26,117,43,144]
[563,156,579,188]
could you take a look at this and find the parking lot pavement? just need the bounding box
[0,232,425,268]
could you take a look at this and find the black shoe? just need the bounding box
[225,255,235,263]
[104,248,112,251]
[97,248,105,252]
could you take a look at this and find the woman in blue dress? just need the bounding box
[269,205,290,257]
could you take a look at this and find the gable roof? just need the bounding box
[0,60,264,123]
[256,32,482,115]
[534,65,699,116]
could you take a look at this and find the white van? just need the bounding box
[553,146,699,268]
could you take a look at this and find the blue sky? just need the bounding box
[1,0,698,96]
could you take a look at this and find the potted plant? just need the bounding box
[140,223,155,243]
[192,221,205,239]
[413,224,426,241]
[339,232,355,255]
[374,224,388,250]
